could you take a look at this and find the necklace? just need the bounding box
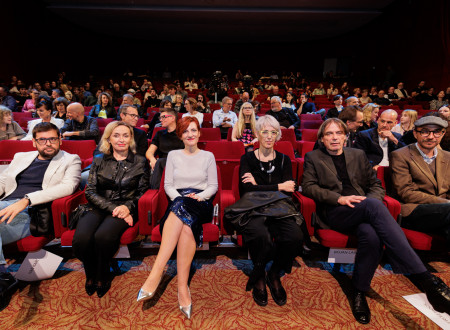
[257,149,275,174]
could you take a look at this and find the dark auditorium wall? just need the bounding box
[2,0,448,89]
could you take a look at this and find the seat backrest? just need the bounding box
[96,118,114,127]
[11,112,33,122]
[301,141,315,158]
[60,140,97,160]
[300,120,323,129]
[199,128,221,142]
[300,114,322,121]
[204,141,245,159]
[0,140,34,160]
[301,129,319,142]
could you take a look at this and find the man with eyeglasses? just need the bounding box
[303,118,450,324]
[0,122,80,310]
[213,96,237,139]
[390,116,450,250]
[355,109,404,171]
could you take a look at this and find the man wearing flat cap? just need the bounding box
[390,116,450,249]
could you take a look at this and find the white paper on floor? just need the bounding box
[327,248,356,264]
[15,249,63,281]
[403,293,450,329]
[114,245,130,258]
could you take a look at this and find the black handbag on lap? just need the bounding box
[28,202,53,237]
[69,204,92,230]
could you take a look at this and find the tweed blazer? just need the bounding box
[302,147,384,222]
[390,144,450,217]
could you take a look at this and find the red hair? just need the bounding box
[176,116,201,139]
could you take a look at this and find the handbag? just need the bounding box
[69,204,92,230]
[28,202,53,237]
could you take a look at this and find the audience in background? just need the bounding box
[61,102,100,143]
[391,109,418,135]
[0,106,26,141]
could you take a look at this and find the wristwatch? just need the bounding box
[23,195,31,205]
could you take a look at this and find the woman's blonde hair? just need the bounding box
[0,105,12,124]
[401,109,418,131]
[98,121,136,155]
[236,102,257,139]
[362,103,380,123]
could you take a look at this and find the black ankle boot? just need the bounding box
[0,272,19,312]
[85,279,96,296]
[266,269,287,306]
[421,275,450,314]
[351,290,370,324]
[252,277,268,307]
[96,281,111,298]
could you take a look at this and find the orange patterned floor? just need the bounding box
[1,255,449,329]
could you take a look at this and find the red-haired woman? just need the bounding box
[138,117,218,319]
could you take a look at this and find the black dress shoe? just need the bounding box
[351,290,371,324]
[85,280,96,296]
[96,282,111,298]
[266,272,287,306]
[422,275,450,314]
[252,286,268,307]
[0,272,19,312]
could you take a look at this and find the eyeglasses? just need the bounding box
[123,113,139,119]
[34,137,59,145]
[415,129,445,137]
[260,130,279,137]
[160,115,174,119]
[242,107,254,110]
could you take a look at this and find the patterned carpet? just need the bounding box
[1,254,449,329]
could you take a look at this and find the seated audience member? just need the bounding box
[0,123,81,304]
[390,116,450,249]
[355,109,404,170]
[233,115,303,307]
[143,89,160,110]
[89,92,117,119]
[296,93,318,116]
[386,86,399,102]
[267,96,300,136]
[234,92,251,113]
[196,94,210,113]
[176,84,188,100]
[61,102,100,143]
[339,106,364,148]
[416,87,436,102]
[368,86,378,100]
[0,106,26,140]
[172,94,186,114]
[82,87,97,106]
[360,103,380,131]
[345,96,360,107]
[22,99,65,140]
[232,102,258,151]
[391,109,418,135]
[352,88,361,98]
[15,85,29,108]
[282,92,297,111]
[213,96,238,139]
[327,83,339,97]
[73,121,149,298]
[51,89,62,101]
[182,98,204,127]
[325,95,344,119]
[312,83,325,96]
[372,90,391,106]
[120,94,143,118]
[394,82,409,99]
[0,87,17,112]
[267,86,281,100]
[430,91,448,111]
[163,85,177,103]
[22,89,39,114]
[138,118,218,320]
[439,105,450,120]
[340,82,349,96]
[52,97,69,121]
[127,89,142,106]
[359,89,372,105]
[302,118,450,324]
[146,107,184,189]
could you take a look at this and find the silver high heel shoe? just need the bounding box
[137,274,163,302]
[178,287,192,319]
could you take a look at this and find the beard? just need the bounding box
[38,146,59,160]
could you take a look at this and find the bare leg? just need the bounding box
[176,225,196,306]
[141,212,183,292]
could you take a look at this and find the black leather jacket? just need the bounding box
[86,151,149,215]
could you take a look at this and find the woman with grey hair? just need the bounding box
[0,106,26,140]
[228,115,304,307]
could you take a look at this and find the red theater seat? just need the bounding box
[0,140,34,164]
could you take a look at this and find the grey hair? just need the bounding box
[345,96,358,103]
[123,94,133,100]
[256,115,282,141]
[270,96,282,106]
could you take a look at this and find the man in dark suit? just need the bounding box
[302,118,450,324]
[266,96,300,139]
[390,116,450,248]
[355,109,404,170]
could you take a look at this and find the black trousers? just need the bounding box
[326,198,427,292]
[402,203,450,249]
[73,209,130,282]
[242,216,303,274]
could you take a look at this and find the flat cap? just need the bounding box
[414,116,448,128]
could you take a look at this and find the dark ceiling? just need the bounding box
[45,0,395,42]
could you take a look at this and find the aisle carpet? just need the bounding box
[1,255,449,329]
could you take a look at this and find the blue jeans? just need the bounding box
[0,199,31,264]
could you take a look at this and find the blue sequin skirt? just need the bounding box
[159,188,215,247]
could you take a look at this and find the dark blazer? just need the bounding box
[354,128,405,166]
[298,102,316,114]
[302,148,384,222]
[266,108,300,129]
[390,144,450,217]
